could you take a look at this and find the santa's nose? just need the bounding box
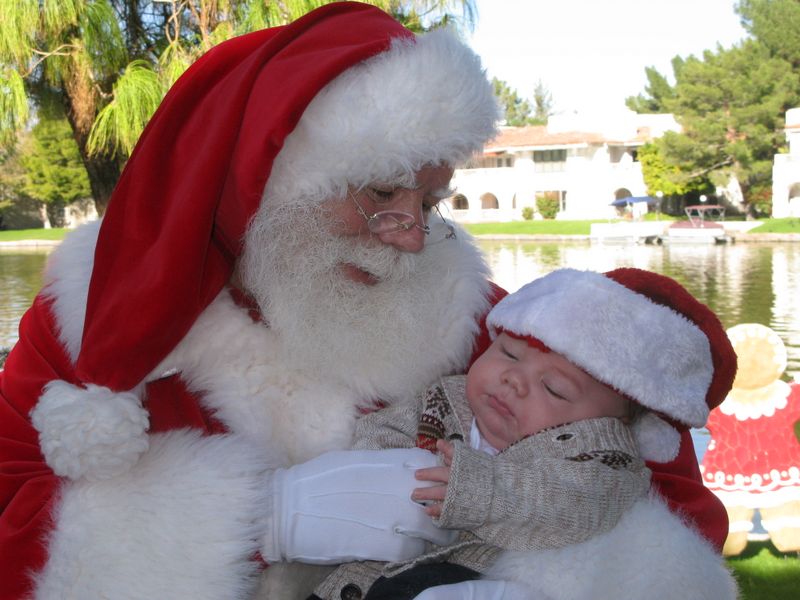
[375,193,427,253]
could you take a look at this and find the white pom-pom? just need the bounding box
[633,412,681,463]
[30,380,150,481]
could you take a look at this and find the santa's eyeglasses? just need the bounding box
[348,188,456,242]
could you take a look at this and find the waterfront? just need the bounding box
[0,248,53,350]
[481,240,800,382]
[2,240,799,384]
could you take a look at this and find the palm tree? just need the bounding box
[0,1,475,215]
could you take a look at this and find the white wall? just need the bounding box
[451,145,646,222]
[450,109,676,222]
[772,107,800,218]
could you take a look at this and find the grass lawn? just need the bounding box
[746,218,800,233]
[463,216,800,237]
[464,220,600,236]
[463,215,674,236]
[727,541,800,599]
[0,228,68,242]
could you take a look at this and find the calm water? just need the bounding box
[481,240,800,383]
[2,241,799,383]
[0,248,54,349]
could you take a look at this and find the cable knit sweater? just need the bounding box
[313,375,651,600]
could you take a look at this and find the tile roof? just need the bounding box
[485,125,651,152]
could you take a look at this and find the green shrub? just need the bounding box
[535,194,559,219]
[521,206,534,220]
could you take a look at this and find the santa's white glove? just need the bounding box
[412,580,535,600]
[263,448,457,564]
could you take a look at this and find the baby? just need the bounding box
[311,267,738,600]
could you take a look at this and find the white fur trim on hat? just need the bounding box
[486,269,713,428]
[30,381,149,481]
[632,412,682,462]
[266,27,499,206]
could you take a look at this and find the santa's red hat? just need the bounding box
[486,268,737,462]
[28,2,499,481]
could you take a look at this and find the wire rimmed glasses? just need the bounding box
[349,189,429,235]
[348,189,456,242]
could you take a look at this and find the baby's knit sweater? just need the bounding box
[313,375,651,600]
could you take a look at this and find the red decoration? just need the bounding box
[701,323,800,555]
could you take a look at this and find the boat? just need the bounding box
[590,195,665,244]
[665,205,734,244]
[589,221,665,244]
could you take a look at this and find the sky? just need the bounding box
[467,0,749,116]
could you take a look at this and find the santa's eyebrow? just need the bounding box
[363,180,456,199]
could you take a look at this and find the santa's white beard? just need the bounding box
[239,203,452,404]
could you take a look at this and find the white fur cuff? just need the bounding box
[30,381,150,481]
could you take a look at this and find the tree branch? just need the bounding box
[25,45,80,77]
[685,158,734,179]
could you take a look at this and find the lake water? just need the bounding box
[2,241,799,382]
[480,240,800,382]
[2,239,798,463]
[0,248,54,350]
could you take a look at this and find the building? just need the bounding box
[448,110,680,222]
[772,107,800,218]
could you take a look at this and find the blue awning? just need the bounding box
[610,195,659,206]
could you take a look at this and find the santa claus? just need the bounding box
[0,3,730,599]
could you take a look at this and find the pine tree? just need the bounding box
[532,79,553,125]
[20,111,91,227]
[659,42,799,214]
[628,0,800,214]
[492,77,533,126]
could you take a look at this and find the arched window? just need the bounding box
[613,188,633,217]
[480,193,499,209]
[789,182,800,199]
[451,194,469,210]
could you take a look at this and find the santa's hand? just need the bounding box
[262,448,457,564]
[412,580,535,600]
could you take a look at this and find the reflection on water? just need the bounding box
[477,240,800,381]
[2,242,799,383]
[0,249,51,348]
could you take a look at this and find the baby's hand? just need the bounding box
[412,439,454,517]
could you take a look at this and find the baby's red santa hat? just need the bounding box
[27,3,499,482]
[486,268,737,462]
